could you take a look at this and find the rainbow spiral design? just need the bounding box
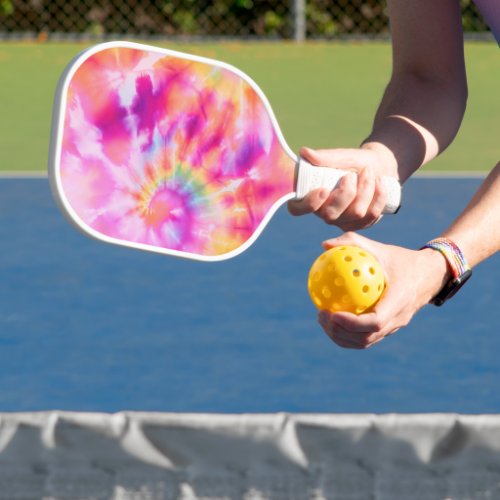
[59,45,294,258]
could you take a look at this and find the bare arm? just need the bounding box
[289,0,468,226]
[363,0,468,181]
[442,162,500,267]
[306,0,499,348]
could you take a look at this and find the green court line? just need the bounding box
[0,41,497,173]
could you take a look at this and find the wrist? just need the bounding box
[360,141,399,179]
[418,248,452,302]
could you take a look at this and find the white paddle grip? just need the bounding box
[295,158,401,214]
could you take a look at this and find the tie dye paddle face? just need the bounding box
[49,42,401,261]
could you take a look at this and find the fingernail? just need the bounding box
[300,146,314,157]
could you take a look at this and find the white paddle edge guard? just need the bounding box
[295,158,402,214]
[48,41,298,263]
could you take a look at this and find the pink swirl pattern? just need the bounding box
[59,46,294,257]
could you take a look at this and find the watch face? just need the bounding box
[432,269,472,306]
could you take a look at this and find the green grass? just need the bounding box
[0,40,497,172]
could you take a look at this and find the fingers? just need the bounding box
[367,176,387,220]
[287,187,330,216]
[324,168,376,228]
[288,147,346,216]
[330,168,387,230]
[349,166,376,220]
[288,169,385,228]
[288,147,388,230]
[300,146,370,170]
[288,146,361,219]
[315,172,357,223]
[322,230,376,252]
[318,309,398,349]
[317,281,412,349]
[349,171,387,227]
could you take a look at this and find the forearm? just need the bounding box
[441,162,500,267]
[413,163,500,307]
[363,73,467,182]
[361,0,467,183]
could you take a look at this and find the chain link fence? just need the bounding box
[0,0,491,40]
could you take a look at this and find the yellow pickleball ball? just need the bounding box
[308,245,385,314]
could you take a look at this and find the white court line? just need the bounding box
[0,171,48,178]
[414,170,487,178]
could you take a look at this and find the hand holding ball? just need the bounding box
[308,245,385,314]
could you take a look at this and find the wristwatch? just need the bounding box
[421,238,472,306]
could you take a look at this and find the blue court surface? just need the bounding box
[0,176,498,414]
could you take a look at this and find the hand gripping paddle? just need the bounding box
[49,41,401,262]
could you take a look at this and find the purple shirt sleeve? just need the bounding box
[473,0,500,44]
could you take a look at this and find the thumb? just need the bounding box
[322,231,369,250]
[300,146,367,171]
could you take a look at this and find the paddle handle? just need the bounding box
[294,158,401,214]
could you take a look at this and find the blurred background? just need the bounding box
[0,0,492,41]
[0,1,497,177]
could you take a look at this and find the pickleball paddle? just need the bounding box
[49,41,401,262]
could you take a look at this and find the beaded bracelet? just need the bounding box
[420,237,472,306]
[421,238,470,278]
